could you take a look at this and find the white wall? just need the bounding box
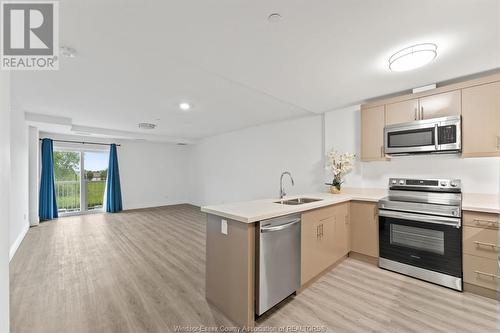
[119,141,189,209]
[9,109,29,260]
[188,115,324,206]
[0,71,11,333]
[325,106,500,194]
[37,133,190,211]
[28,126,39,226]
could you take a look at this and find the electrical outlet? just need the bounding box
[221,219,228,235]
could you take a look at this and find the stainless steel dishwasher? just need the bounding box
[256,214,300,316]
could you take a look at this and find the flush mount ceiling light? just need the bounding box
[179,102,191,111]
[389,43,437,72]
[138,122,156,130]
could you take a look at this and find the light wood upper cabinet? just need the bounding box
[418,90,461,119]
[462,81,500,157]
[361,105,386,161]
[360,74,500,160]
[386,99,419,125]
[385,91,460,126]
[350,201,379,258]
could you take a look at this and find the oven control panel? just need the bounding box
[389,178,461,192]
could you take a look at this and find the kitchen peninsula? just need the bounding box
[201,188,500,327]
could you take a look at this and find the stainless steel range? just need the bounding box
[378,178,463,291]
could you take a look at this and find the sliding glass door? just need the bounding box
[54,147,108,215]
[84,152,108,211]
[54,150,81,213]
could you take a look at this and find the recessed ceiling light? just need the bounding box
[60,46,77,58]
[267,13,282,23]
[179,102,191,111]
[389,43,437,72]
[138,122,156,130]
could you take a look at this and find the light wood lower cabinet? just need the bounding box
[301,202,350,286]
[333,202,350,260]
[350,201,379,257]
[463,226,499,260]
[463,211,500,230]
[462,210,500,296]
[463,254,499,292]
[462,81,500,157]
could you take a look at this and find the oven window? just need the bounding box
[388,128,434,147]
[390,224,444,255]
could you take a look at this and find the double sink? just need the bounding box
[274,197,322,205]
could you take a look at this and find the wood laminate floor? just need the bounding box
[10,205,500,333]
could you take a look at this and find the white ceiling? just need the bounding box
[12,0,500,141]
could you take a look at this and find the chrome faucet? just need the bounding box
[279,171,295,199]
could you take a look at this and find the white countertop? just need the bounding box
[201,188,387,223]
[462,193,500,214]
[201,187,500,223]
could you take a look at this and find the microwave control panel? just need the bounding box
[438,125,457,144]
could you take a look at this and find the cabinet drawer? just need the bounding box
[463,226,499,260]
[304,204,338,222]
[463,254,500,291]
[463,211,500,230]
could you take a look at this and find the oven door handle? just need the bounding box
[378,209,461,228]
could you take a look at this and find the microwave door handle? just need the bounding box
[434,124,439,150]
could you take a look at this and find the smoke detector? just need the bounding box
[60,46,77,58]
[138,123,157,130]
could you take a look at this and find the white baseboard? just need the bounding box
[9,223,29,262]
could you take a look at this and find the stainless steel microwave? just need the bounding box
[384,116,461,155]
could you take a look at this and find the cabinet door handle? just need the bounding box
[380,146,384,158]
[414,108,418,120]
[496,135,500,151]
[474,270,500,279]
[317,224,323,240]
[373,207,378,219]
[474,241,500,249]
[473,218,500,226]
[420,106,424,120]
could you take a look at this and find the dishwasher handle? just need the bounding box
[261,218,300,233]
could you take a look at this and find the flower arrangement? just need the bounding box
[325,150,355,193]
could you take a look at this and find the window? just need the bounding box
[54,147,108,215]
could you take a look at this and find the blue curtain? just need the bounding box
[106,144,123,213]
[39,139,58,220]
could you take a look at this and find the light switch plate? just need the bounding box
[221,219,228,235]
